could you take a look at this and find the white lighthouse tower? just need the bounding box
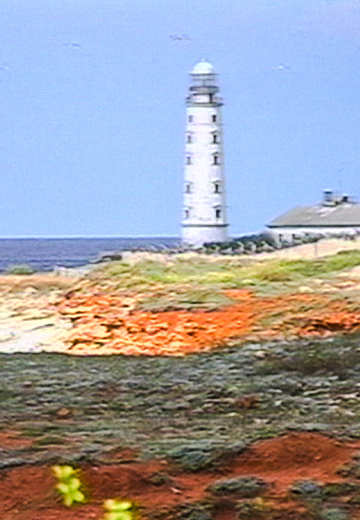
[181,59,229,246]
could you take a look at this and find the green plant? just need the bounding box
[176,501,212,520]
[317,507,349,520]
[139,287,234,312]
[52,464,86,506]
[103,499,135,520]
[256,341,360,376]
[6,263,35,275]
[235,497,271,518]
[252,250,360,283]
[207,476,267,498]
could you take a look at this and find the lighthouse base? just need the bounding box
[181,224,228,246]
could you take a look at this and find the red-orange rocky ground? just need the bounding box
[1,432,360,520]
[55,288,360,356]
[4,271,360,519]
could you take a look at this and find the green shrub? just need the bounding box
[176,501,212,520]
[323,250,360,272]
[207,476,267,498]
[52,465,86,506]
[323,482,360,498]
[168,446,218,472]
[94,248,360,302]
[318,507,349,520]
[103,499,135,520]
[253,259,321,282]
[6,263,35,275]
[251,250,360,283]
[139,288,234,312]
[256,341,360,376]
[235,498,270,518]
[290,479,324,501]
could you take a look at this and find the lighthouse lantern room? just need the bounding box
[181,59,229,246]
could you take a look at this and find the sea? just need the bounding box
[0,237,181,273]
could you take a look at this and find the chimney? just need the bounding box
[323,189,333,206]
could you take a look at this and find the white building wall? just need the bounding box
[181,61,229,246]
[269,226,360,240]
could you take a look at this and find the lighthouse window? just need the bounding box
[214,182,221,193]
[185,183,191,193]
[185,209,190,219]
[213,154,220,165]
[187,134,192,143]
[212,133,219,144]
[215,208,221,219]
[212,114,217,122]
[188,115,193,122]
[186,155,192,165]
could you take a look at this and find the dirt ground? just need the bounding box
[3,246,360,518]
[55,287,360,356]
[3,241,360,357]
[2,432,360,520]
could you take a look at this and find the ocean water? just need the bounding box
[0,237,180,272]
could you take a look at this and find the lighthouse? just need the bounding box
[181,59,229,246]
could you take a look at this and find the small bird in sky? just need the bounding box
[170,34,192,42]
[63,42,82,47]
[274,63,291,71]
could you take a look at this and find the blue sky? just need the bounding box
[1,0,360,237]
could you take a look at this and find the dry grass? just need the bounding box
[0,274,77,294]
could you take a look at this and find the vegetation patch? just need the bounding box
[89,250,360,312]
[5,263,36,275]
[175,502,213,520]
[290,479,324,502]
[207,476,268,498]
[139,287,234,312]
[167,445,221,472]
[317,507,350,520]
[52,464,86,506]
[256,339,360,376]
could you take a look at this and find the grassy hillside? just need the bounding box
[86,250,360,311]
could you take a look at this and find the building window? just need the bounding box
[184,208,190,219]
[215,208,221,219]
[186,155,192,165]
[212,114,217,123]
[185,183,191,193]
[212,133,219,144]
[188,115,193,123]
[213,154,220,165]
[187,134,192,144]
[214,182,221,193]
